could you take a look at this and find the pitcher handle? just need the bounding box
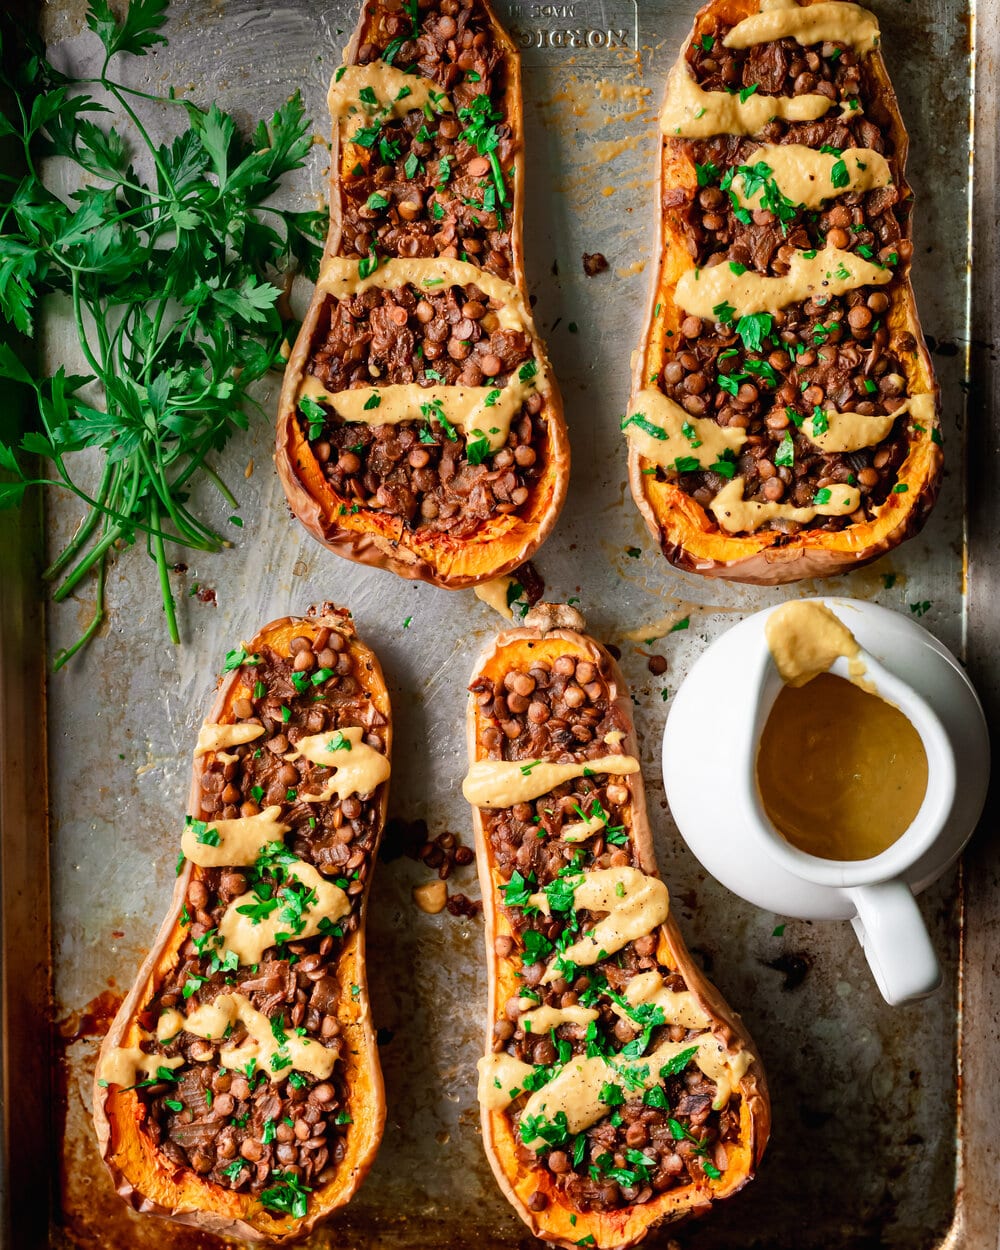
[848,882,941,1006]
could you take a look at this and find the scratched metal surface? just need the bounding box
[34,0,975,1246]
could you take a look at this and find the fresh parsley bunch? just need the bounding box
[0,0,326,667]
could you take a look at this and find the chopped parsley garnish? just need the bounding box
[620,411,666,440]
[299,395,326,441]
[519,1110,571,1149]
[259,1171,312,1219]
[721,161,797,229]
[659,1044,699,1078]
[223,647,261,672]
[735,312,773,355]
[774,432,795,468]
[599,1081,624,1107]
[695,160,719,187]
[712,300,736,325]
[466,431,491,465]
[503,869,536,909]
[522,928,554,964]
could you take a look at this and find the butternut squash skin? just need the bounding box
[92,606,390,1241]
[466,610,770,1248]
[628,0,942,584]
[275,0,569,588]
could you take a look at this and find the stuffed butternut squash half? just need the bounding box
[464,604,769,1248]
[626,0,942,584]
[276,0,569,588]
[93,606,391,1240]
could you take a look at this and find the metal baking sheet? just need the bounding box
[0,0,996,1245]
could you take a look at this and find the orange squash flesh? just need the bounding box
[275,0,569,588]
[628,0,942,584]
[466,614,770,1248]
[92,606,391,1240]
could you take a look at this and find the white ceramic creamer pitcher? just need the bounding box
[663,598,990,1007]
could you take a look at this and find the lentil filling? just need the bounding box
[637,20,932,535]
[299,0,552,534]
[471,650,742,1213]
[118,622,388,1211]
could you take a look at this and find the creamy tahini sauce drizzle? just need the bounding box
[731,144,891,211]
[288,726,391,803]
[474,575,518,621]
[521,1004,600,1033]
[660,62,831,139]
[540,867,670,981]
[624,388,747,468]
[561,809,608,843]
[804,393,934,453]
[317,257,529,332]
[181,805,291,870]
[157,1008,186,1042]
[328,62,451,142]
[517,1035,751,1145]
[607,971,711,1032]
[710,476,861,533]
[478,1052,536,1111]
[298,365,542,455]
[462,755,639,809]
[675,243,890,320]
[218,860,351,964]
[765,600,861,687]
[724,2,880,53]
[185,992,338,1081]
[194,722,265,757]
[98,1045,184,1088]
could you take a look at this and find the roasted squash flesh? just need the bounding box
[626,0,942,584]
[275,0,569,588]
[464,609,769,1248]
[93,606,391,1241]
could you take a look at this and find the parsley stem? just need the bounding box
[42,460,113,580]
[102,80,177,200]
[197,462,239,509]
[148,495,180,644]
[50,520,126,602]
[70,271,105,381]
[51,540,106,671]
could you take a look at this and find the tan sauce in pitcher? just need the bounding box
[756,671,928,861]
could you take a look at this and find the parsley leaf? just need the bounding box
[0,22,324,668]
[259,1171,312,1219]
